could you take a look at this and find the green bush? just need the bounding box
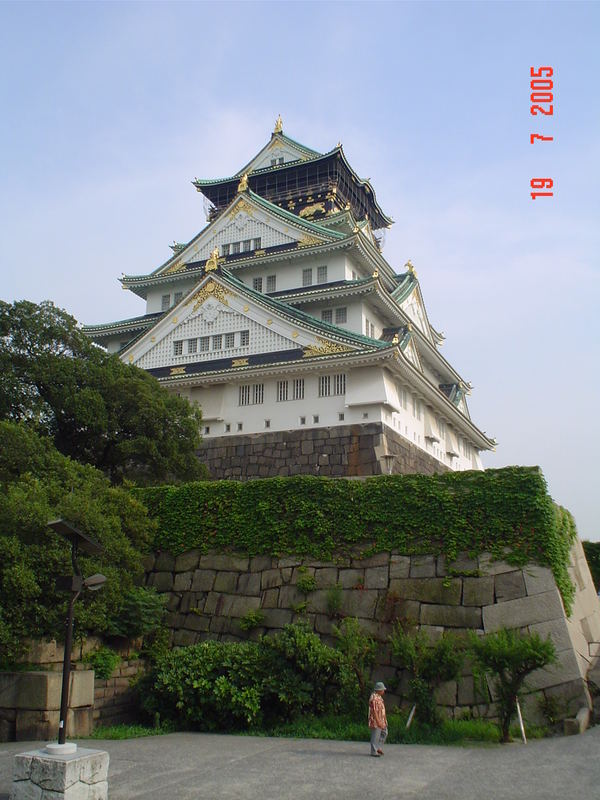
[84,646,121,679]
[134,467,578,612]
[108,586,167,639]
[389,625,465,725]
[469,628,556,743]
[333,617,376,696]
[295,567,317,595]
[239,609,265,631]
[138,624,360,731]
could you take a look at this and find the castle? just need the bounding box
[85,117,494,478]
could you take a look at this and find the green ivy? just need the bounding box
[133,467,578,613]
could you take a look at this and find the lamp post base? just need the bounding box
[45,742,77,755]
[10,747,108,800]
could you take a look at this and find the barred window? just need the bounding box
[365,318,370,336]
[200,336,210,352]
[240,330,250,346]
[221,244,230,256]
[243,239,252,252]
[174,291,183,305]
[253,237,262,249]
[224,333,235,348]
[187,338,197,354]
[277,380,289,402]
[293,378,304,400]
[319,375,331,397]
[335,307,347,324]
[266,275,276,292]
[161,294,170,311]
[317,265,328,284]
[302,268,313,287]
[212,335,222,350]
[321,309,333,323]
[232,242,240,254]
[173,340,183,356]
[253,383,264,404]
[333,373,346,395]
[239,385,251,406]
[253,277,263,292]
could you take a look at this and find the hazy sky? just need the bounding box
[1,1,598,539]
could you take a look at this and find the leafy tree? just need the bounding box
[333,617,377,697]
[0,299,205,485]
[0,421,156,666]
[582,541,600,592]
[469,628,556,743]
[389,625,465,725]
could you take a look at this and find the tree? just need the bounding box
[0,421,157,666]
[469,628,556,743]
[0,300,205,485]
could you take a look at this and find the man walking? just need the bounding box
[368,681,388,757]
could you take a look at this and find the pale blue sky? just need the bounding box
[1,1,599,538]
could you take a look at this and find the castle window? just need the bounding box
[335,307,347,324]
[293,378,304,400]
[243,239,252,252]
[302,268,313,287]
[221,244,230,256]
[322,309,333,324]
[240,383,264,406]
[271,159,277,166]
[237,422,243,431]
[187,338,197,354]
[412,395,422,420]
[253,277,263,292]
[212,335,222,350]
[253,238,262,250]
[333,373,346,396]
[266,275,276,292]
[318,376,331,397]
[277,380,289,402]
[370,322,375,338]
[317,265,328,284]
[232,242,240,254]
[161,294,170,311]
[239,385,251,406]
[365,318,370,336]
[225,333,235,349]
[204,426,210,435]
[253,383,264,404]
[338,412,345,421]
[225,423,231,433]
[200,336,210,352]
[313,415,319,424]
[240,330,250,346]
[299,416,306,425]
[174,291,183,305]
[173,340,183,356]
[278,157,284,165]
[264,419,271,429]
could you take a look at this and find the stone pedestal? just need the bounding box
[10,747,109,800]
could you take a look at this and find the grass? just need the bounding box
[87,723,173,740]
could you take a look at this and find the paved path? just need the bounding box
[2,728,599,799]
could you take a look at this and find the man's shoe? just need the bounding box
[377,749,384,755]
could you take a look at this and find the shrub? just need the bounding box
[108,586,167,639]
[469,628,556,743]
[239,609,265,631]
[296,567,317,595]
[333,617,376,696]
[389,625,465,725]
[84,646,121,680]
[325,583,343,618]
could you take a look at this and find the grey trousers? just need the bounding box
[370,726,388,755]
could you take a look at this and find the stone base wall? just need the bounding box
[93,659,146,727]
[198,422,448,480]
[145,541,600,725]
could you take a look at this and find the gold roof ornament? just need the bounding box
[372,268,379,279]
[237,173,249,193]
[392,333,399,345]
[205,247,220,271]
[274,114,283,134]
[405,259,417,277]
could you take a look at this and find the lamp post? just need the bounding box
[47,519,106,754]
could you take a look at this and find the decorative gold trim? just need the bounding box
[303,337,353,358]
[405,259,417,277]
[185,280,231,312]
[274,114,283,134]
[299,202,325,219]
[227,196,255,219]
[205,247,220,271]
[298,235,323,248]
[170,367,186,376]
[254,249,265,257]
[165,260,186,274]
[392,333,399,345]
[128,356,133,363]
[372,269,379,279]
[237,173,249,193]
[151,337,156,342]
[171,316,178,324]
[266,319,273,325]
[232,358,249,367]
[243,305,249,312]
[292,331,299,338]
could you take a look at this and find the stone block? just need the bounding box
[353,553,389,568]
[213,572,238,593]
[261,588,279,608]
[447,553,478,574]
[191,569,215,592]
[528,619,572,653]
[199,554,249,571]
[338,569,365,588]
[172,630,197,646]
[174,550,201,573]
[154,552,175,572]
[149,572,173,592]
[277,557,302,569]
[278,585,305,609]
[314,615,337,635]
[525,648,585,692]
[237,573,261,595]
[523,565,556,596]
[314,568,338,588]
[436,680,457,706]
[410,555,436,578]
[364,567,389,589]
[478,555,516,575]
[141,554,155,573]
[183,614,210,632]
[69,672,94,708]
[250,555,272,572]
[261,569,282,590]
[347,589,379,619]
[389,578,462,605]
[229,596,261,618]
[261,609,293,628]
[463,576,494,607]
[173,572,193,592]
[494,571,527,602]
[420,604,482,628]
[482,588,565,632]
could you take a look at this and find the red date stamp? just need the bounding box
[530,66,554,199]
